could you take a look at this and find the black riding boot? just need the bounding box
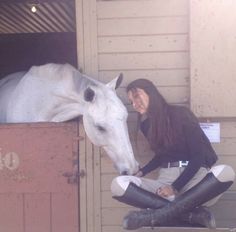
[113,182,167,209]
[113,182,215,228]
[180,206,216,228]
[123,172,233,230]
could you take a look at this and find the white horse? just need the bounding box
[0,63,139,175]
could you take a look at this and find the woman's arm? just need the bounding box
[139,154,161,176]
[171,122,207,191]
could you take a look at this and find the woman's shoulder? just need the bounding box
[169,105,198,124]
[169,105,193,116]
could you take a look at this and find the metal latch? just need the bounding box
[62,169,86,184]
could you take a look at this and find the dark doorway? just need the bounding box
[0,0,77,79]
[0,32,77,78]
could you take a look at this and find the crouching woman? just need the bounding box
[111,79,235,230]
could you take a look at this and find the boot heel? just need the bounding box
[186,206,216,229]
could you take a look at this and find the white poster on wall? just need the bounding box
[199,123,220,143]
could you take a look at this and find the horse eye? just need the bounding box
[96,125,106,132]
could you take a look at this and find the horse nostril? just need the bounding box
[121,170,128,175]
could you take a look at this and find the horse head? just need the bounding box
[0,64,139,175]
[81,73,139,175]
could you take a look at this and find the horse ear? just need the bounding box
[106,73,123,90]
[84,87,95,102]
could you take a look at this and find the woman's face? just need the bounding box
[128,88,149,114]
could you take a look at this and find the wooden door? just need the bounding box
[0,122,79,232]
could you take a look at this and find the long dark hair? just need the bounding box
[127,79,175,151]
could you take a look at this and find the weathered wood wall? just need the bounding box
[76,0,236,231]
[97,0,190,231]
[190,0,236,117]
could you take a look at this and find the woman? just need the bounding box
[111,79,235,229]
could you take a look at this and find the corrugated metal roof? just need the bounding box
[0,0,75,34]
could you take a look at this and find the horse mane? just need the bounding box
[28,63,76,80]
[29,63,99,90]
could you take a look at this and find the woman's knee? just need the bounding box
[210,164,235,182]
[111,175,142,196]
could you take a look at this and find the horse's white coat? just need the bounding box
[0,63,139,175]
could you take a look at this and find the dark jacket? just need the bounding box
[140,106,218,191]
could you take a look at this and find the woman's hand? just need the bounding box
[156,185,177,199]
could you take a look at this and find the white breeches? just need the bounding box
[111,164,235,206]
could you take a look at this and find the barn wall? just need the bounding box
[76,0,236,232]
[189,0,236,227]
[75,1,101,232]
[190,0,236,118]
[97,0,190,231]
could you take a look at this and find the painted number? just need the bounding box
[0,151,20,170]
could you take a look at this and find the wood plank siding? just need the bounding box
[190,0,236,118]
[97,0,189,231]
[97,0,190,108]
[74,0,236,231]
[93,0,236,231]
[0,123,79,232]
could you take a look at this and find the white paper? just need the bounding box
[199,123,220,143]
